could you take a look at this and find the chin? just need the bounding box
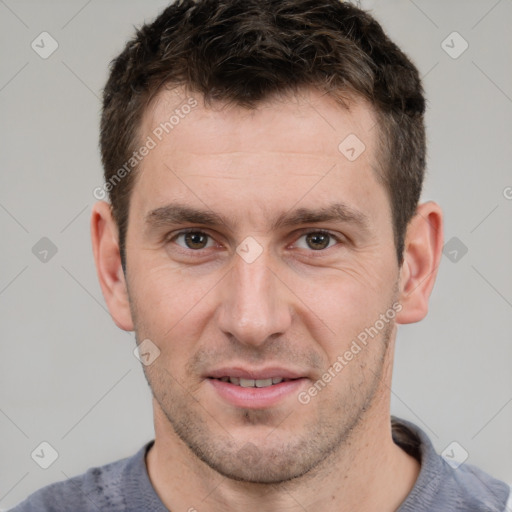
[199,449,314,485]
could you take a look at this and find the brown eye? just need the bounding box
[173,231,214,250]
[305,232,332,250]
[294,231,340,251]
[185,232,208,249]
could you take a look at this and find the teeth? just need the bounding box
[221,377,287,388]
[255,378,273,388]
[239,378,255,387]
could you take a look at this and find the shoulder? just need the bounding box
[392,416,511,512]
[8,443,152,512]
[445,461,512,511]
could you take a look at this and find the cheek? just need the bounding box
[294,264,397,349]
[129,262,217,342]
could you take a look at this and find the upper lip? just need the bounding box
[206,367,307,380]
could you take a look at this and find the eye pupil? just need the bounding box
[185,232,208,249]
[306,233,330,250]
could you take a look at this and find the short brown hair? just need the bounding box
[100,0,426,271]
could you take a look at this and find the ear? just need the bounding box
[90,201,134,331]
[395,201,444,324]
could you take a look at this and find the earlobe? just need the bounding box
[396,201,444,325]
[90,201,134,331]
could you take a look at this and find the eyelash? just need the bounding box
[166,228,345,256]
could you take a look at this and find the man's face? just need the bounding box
[124,87,401,483]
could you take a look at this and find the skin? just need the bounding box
[91,85,443,512]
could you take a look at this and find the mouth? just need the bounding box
[205,368,308,409]
[209,376,299,388]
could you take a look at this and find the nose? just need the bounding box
[216,246,292,348]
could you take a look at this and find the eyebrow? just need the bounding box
[145,202,371,234]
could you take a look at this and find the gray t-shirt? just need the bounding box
[8,417,511,511]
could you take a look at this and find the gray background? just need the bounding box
[1,0,511,509]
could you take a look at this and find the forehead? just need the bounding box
[130,85,390,233]
[142,85,379,160]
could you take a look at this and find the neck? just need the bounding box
[146,398,420,512]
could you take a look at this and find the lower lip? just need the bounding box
[207,378,307,409]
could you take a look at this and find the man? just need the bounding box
[10,0,511,510]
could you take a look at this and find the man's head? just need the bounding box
[92,0,442,486]
[99,0,426,271]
